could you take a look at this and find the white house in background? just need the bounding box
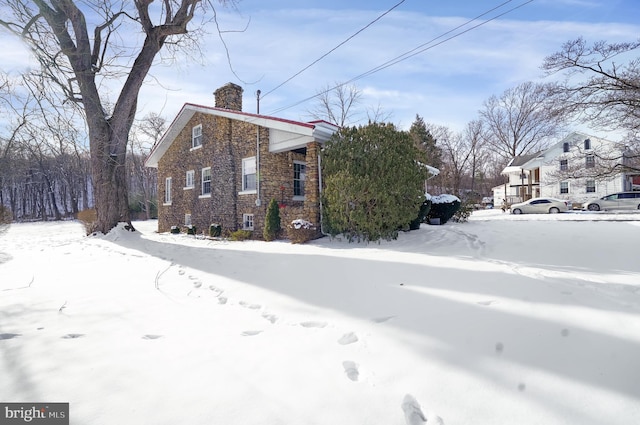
[492,132,640,207]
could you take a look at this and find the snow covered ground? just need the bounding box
[1,209,640,424]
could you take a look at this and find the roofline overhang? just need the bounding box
[145,104,339,168]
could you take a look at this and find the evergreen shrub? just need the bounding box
[409,198,432,230]
[263,198,281,241]
[322,123,428,242]
[209,223,222,237]
[230,229,252,241]
[426,195,461,225]
[452,202,473,223]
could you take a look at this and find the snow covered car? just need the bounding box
[582,192,640,211]
[510,197,569,214]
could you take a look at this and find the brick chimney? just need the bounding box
[214,83,243,111]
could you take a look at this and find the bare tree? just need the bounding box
[543,37,640,136]
[1,72,92,220]
[480,81,566,161]
[0,0,234,233]
[128,112,165,219]
[308,83,363,127]
[463,120,489,195]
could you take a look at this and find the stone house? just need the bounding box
[145,83,339,236]
[492,131,640,206]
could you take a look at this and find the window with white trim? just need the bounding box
[185,170,195,189]
[192,124,202,149]
[201,167,211,196]
[584,138,591,150]
[563,142,570,153]
[560,181,569,194]
[243,213,254,230]
[585,155,595,168]
[242,157,257,191]
[586,179,596,193]
[293,161,306,197]
[164,177,172,204]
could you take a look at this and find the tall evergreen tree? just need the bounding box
[409,115,442,170]
[322,123,428,242]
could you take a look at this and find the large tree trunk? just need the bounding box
[88,124,133,234]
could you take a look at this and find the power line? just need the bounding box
[266,0,534,117]
[260,0,406,99]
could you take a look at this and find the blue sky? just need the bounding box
[3,0,639,133]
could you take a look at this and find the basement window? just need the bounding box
[243,214,254,231]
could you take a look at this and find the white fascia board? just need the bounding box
[145,108,196,168]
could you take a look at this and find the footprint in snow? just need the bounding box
[142,334,163,340]
[342,361,359,381]
[239,301,261,310]
[241,330,263,336]
[300,321,327,328]
[208,285,223,296]
[61,333,84,339]
[0,333,21,340]
[372,316,395,323]
[262,313,278,324]
[401,394,444,424]
[218,296,228,305]
[477,300,496,306]
[192,281,202,288]
[338,332,358,345]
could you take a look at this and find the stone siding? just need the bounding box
[157,86,322,238]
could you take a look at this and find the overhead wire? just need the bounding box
[260,0,407,99]
[265,0,534,117]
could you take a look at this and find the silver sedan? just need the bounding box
[510,197,569,214]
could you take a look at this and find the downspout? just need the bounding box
[255,90,261,207]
